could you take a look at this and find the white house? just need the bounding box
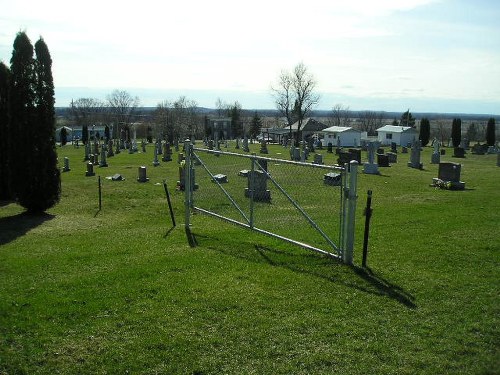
[320,126,362,147]
[376,125,418,146]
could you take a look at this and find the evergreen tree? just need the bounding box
[466,123,477,142]
[228,102,242,138]
[451,118,462,147]
[9,32,36,207]
[104,125,110,141]
[250,111,262,139]
[486,118,496,146]
[9,33,60,213]
[419,118,430,146]
[82,124,88,144]
[60,126,67,146]
[400,110,415,127]
[0,62,11,200]
[23,37,60,213]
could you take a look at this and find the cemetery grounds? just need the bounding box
[0,141,498,374]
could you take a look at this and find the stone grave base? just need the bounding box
[431,178,465,190]
[212,174,228,183]
[244,188,271,202]
[323,172,342,186]
[238,169,249,177]
[431,153,440,164]
[176,181,199,191]
[407,162,423,169]
[363,163,379,175]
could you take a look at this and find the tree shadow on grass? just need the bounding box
[191,231,416,309]
[0,212,55,246]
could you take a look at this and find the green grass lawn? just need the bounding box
[1,142,499,374]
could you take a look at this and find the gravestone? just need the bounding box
[337,151,353,166]
[177,163,198,191]
[407,140,423,169]
[63,157,70,172]
[107,140,114,157]
[260,140,269,154]
[313,153,324,165]
[178,152,185,164]
[153,147,160,166]
[363,141,379,174]
[93,153,99,166]
[300,149,306,162]
[243,136,249,152]
[93,141,99,155]
[327,143,333,153]
[432,162,465,190]
[208,139,214,150]
[162,142,172,162]
[85,162,95,176]
[377,148,384,154]
[440,149,446,156]
[453,147,465,158]
[431,139,441,164]
[141,140,146,153]
[348,149,361,164]
[291,147,301,161]
[390,142,398,153]
[386,152,397,163]
[137,166,149,182]
[401,146,408,154]
[235,138,240,149]
[157,140,163,156]
[99,146,108,167]
[115,140,121,155]
[257,159,268,173]
[244,170,271,202]
[84,143,90,161]
[377,153,390,167]
[323,172,341,186]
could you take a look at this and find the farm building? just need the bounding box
[320,126,363,147]
[287,118,328,142]
[376,125,418,146]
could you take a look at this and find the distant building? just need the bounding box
[287,118,328,142]
[320,126,363,147]
[376,125,418,146]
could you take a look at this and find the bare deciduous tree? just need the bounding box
[107,90,140,140]
[69,97,106,128]
[328,103,351,127]
[271,62,320,145]
[357,111,381,136]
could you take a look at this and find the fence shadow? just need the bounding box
[255,244,417,309]
[188,231,416,308]
[0,212,55,246]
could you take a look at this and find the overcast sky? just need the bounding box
[1,0,499,114]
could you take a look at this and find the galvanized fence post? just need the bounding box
[184,139,192,229]
[342,160,358,265]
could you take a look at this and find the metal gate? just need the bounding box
[183,141,358,264]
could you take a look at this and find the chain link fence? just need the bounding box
[183,140,357,260]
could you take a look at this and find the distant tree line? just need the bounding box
[0,31,60,213]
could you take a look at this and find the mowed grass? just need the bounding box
[0,141,499,374]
